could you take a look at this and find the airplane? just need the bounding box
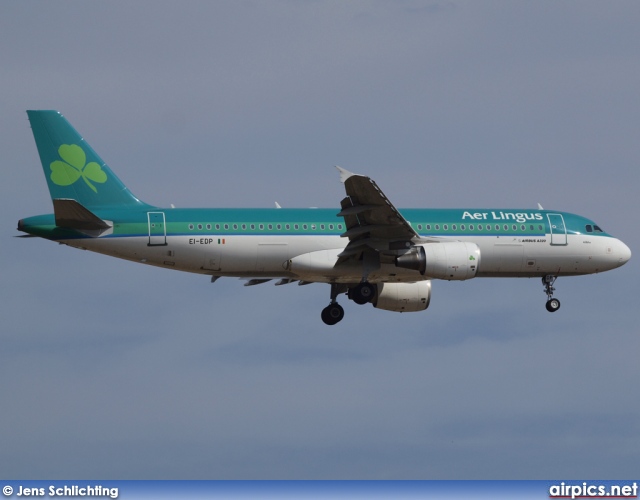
[18,110,631,325]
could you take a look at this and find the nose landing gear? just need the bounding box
[542,275,561,312]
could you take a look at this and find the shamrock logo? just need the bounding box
[50,144,107,193]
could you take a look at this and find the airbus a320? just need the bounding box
[18,111,631,325]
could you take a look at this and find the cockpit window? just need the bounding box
[594,225,604,233]
[585,224,593,233]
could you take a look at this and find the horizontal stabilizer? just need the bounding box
[53,198,111,232]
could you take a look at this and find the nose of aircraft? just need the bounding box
[615,238,632,267]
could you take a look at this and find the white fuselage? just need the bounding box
[62,231,630,283]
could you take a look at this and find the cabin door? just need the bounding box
[547,213,567,246]
[147,212,167,246]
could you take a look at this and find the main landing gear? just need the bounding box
[350,282,375,305]
[542,275,561,312]
[321,282,376,325]
[321,303,344,325]
[321,283,347,326]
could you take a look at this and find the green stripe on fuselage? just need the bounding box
[18,208,613,240]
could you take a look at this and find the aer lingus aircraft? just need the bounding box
[18,111,631,325]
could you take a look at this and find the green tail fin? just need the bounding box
[27,110,150,209]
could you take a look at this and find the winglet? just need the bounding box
[537,203,544,210]
[335,166,355,183]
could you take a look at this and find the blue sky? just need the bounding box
[1,1,639,479]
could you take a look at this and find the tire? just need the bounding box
[351,282,375,305]
[321,303,344,325]
[545,298,561,312]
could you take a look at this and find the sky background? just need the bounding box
[1,1,639,479]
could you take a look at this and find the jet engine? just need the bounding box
[395,242,480,280]
[373,281,432,312]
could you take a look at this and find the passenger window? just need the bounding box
[268,224,273,230]
[188,224,194,230]
[320,224,325,230]
[294,224,299,230]
[329,224,334,230]
[250,224,255,230]
[233,224,238,230]
[337,224,343,230]
[276,224,281,230]
[303,224,308,230]
[462,224,467,230]
[259,224,264,230]
[206,224,211,230]
[435,224,440,230]
[443,224,448,230]
[224,224,229,230]
[426,224,431,230]
[452,224,457,231]
[216,224,220,230]
[242,224,246,230]
[197,224,203,230]
[286,224,290,230]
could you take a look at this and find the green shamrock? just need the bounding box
[50,144,107,193]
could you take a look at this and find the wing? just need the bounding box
[335,167,419,265]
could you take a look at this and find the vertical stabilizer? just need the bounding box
[27,110,150,209]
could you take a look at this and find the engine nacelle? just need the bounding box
[395,242,480,280]
[373,281,432,312]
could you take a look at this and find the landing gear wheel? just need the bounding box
[351,282,375,305]
[542,275,560,313]
[321,303,345,325]
[545,298,561,312]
